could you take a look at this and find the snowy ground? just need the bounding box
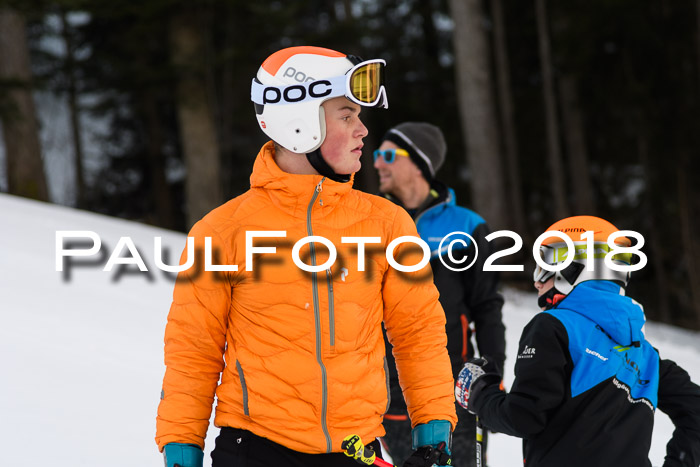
[1,193,698,466]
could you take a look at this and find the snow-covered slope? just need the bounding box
[1,193,697,466]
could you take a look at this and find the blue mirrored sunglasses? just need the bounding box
[373,148,410,164]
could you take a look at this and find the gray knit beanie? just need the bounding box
[381,122,446,181]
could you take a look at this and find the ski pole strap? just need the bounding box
[411,420,452,454]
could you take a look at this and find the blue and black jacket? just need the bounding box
[383,181,505,413]
[472,280,700,467]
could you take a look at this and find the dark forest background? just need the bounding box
[1,0,699,329]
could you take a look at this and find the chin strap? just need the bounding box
[538,288,567,310]
[306,149,351,183]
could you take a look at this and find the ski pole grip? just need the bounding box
[341,434,395,467]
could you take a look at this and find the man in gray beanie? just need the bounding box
[374,122,506,467]
[380,122,446,183]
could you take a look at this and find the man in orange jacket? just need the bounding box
[156,46,457,467]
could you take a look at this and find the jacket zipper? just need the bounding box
[235,360,249,416]
[327,268,335,347]
[306,178,332,452]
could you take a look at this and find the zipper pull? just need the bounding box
[316,177,325,193]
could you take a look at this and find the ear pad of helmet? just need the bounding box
[560,262,585,285]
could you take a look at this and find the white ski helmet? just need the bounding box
[251,46,388,154]
[533,215,633,308]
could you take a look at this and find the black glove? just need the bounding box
[403,441,452,467]
[482,354,505,377]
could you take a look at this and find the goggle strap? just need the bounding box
[251,59,387,108]
[539,243,633,265]
[535,258,630,287]
[251,76,347,106]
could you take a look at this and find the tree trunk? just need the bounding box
[491,0,526,235]
[141,92,175,229]
[0,7,48,202]
[448,0,508,231]
[219,7,235,199]
[677,152,700,328]
[417,0,444,104]
[559,74,595,215]
[59,9,86,209]
[638,135,671,323]
[534,0,567,219]
[338,0,352,20]
[697,0,700,95]
[169,9,222,228]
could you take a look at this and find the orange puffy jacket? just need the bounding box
[156,142,457,454]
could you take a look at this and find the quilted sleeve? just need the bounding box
[381,207,457,429]
[155,220,233,450]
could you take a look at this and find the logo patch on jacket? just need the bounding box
[585,347,609,362]
[518,345,536,359]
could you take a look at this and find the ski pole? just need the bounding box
[342,434,395,467]
[475,417,484,467]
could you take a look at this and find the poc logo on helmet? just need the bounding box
[262,80,333,104]
[284,66,315,83]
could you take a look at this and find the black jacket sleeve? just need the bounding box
[465,223,506,372]
[471,313,571,438]
[657,357,700,467]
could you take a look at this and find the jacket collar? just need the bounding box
[249,141,354,215]
[382,179,452,220]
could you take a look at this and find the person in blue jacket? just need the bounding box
[456,215,700,467]
[374,122,506,467]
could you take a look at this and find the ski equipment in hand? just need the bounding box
[342,434,395,467]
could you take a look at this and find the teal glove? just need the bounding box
[163,443,203,467]
[411,420,452,453]
[405,420,453,466]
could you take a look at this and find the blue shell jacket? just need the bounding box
[472,280,700,467]
[383,183,505,415]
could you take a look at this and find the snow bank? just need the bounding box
[1,194,697,466]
